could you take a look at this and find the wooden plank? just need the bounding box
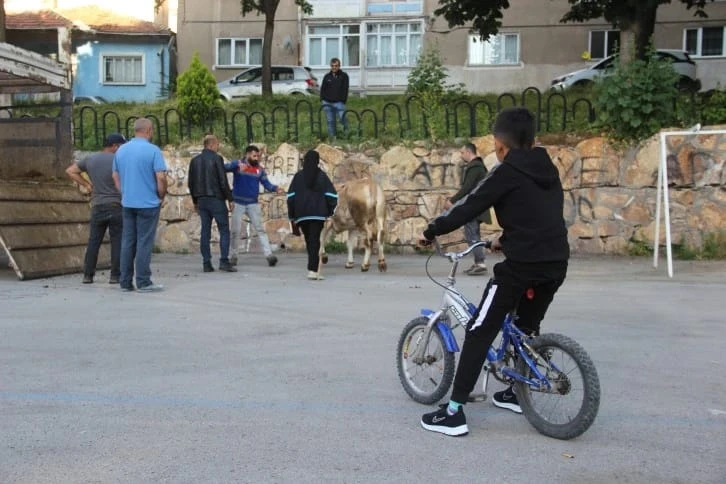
[0,181,88,202]
[10,245,110,280]
[0,43,70,90]
[0,201,90,224]
[0,222,107,249]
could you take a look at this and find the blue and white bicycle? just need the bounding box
[396,241,600,440]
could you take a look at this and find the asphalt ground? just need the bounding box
[1,250,725,483]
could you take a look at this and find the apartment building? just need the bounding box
[176,0,726,94]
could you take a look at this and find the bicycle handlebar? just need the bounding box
[433,239,493,261]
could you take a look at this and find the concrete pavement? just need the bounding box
[1,251,725,483]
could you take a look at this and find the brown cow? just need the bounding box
[319,178,387,272]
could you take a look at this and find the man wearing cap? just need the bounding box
[66,133,127,284]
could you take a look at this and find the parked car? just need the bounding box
[551,50,701,91]
[73,96,110,105]
[217,66,319,100]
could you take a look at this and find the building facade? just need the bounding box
[176,0,726,94]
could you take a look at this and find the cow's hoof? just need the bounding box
[321,255,328,265]
[344,262,355,269]
[378,260,387,272]
[361,264,370,272]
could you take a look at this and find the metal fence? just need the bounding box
[65,87,603,150]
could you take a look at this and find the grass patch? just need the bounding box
[673,232,726,260]
[627,239,653,257]
[324,240,348,254]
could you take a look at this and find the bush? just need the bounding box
[700,88,726,126]
[176,52,220,125]
[593,45,680,143]
[407,44,465,142]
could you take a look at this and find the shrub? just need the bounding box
[700,88,726,126]
[593,45,680,143]
[407,44,465,142]
[176,52,220,125]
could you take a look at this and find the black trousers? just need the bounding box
[84,203,122,279]
[450,259,567,404]
[299,220,325,271]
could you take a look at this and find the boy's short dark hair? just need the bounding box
[463,142,477,156]
[245,145,260,154]
[492,108,536,150]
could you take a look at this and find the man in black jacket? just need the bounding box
[188,135,237,273]
[419,108,569,437]
[320,57,349,139]
[446,142,491,275]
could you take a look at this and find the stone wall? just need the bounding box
[145,129,725,255]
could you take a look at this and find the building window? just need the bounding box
[684,27,725,57]
[102,55,144,85]
[216,38,263,67]
[468,34,520,66]
[365,22,422,67]
[589,30,620,59]
[366,0,423,15]
[307,25,360,67]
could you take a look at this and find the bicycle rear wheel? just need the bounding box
[396,317,455,404]
[515,333,600,440]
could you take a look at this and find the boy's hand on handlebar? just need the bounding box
[417,237,433,248]
[490,239,502,252]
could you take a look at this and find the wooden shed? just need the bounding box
[0,42,103,280]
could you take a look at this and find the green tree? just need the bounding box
[407,45,464,142]
[434,0,715,60]
[155,0,313,96]
[176,52,220,124]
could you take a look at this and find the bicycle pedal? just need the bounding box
[468,393,487,402]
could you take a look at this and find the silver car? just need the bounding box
[551,49,701,91]
[217,65,319,100]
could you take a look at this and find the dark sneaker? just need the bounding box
[492,387,522,414]
[421,404,469,436]
[266,255,278,267]
[467,264,488,276]
[218,262,237,273]
[229,256,238,266]
[137,283,164,293]
[109,276,119,284]
[120,285,135,292]
[203,264,215,273]
[82,276,93,284]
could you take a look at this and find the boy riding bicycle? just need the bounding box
[419,107,570,437]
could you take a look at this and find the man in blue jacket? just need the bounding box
[224,145,284,267]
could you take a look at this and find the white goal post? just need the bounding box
[654,125,726,278]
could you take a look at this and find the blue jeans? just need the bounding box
[120,206,160,289]
[322,101,348,137]
[198,197,230,265]
[84,203,122,279]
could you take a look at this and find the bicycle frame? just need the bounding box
[411,241,559,392]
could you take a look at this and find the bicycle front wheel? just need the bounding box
[515,333,600,440]
[396,317,455,404]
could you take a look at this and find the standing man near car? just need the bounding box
[112,118,168,292]
[320,57,349,139]
[65,133,126,285]
[188,135,237,273]
[445,142,491,275]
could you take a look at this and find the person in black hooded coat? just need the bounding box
[419,107,570,437]
[287,150,338,280]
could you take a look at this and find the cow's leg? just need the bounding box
[360,226,372,272]
[319,220,331,265]
[345,231,357,269]
[377,223,387,272]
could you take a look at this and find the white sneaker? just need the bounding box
[307,271,324,280]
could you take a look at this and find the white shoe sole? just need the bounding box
[493,399,522,414]
[420,421,469,436]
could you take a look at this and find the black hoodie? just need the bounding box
[424,147,569,264]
